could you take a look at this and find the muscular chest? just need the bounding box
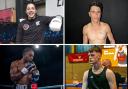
[17,63,26,72]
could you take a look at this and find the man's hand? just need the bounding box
[21,62,35,75]
[32,70,40,82]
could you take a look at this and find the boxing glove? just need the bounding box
[49,15,62,31]
[32,70,40,82]
[21,62,35,75]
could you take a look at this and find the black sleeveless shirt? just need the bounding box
[87,67,110,89]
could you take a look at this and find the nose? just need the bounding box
[29,9,33,12]
[31,56,33,59]
[94,12,99,16]
[89,56,92,59]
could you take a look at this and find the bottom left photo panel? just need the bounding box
[0,45,63,89]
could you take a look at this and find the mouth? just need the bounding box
[89,58,94,64]
[93,18,99,20]
[28,12,35,17]
[89,59,93,63]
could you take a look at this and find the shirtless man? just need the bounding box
[10,47,40,89]
[83,1,115,44]
[82,46,117,89]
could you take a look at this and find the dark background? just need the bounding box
[0,45,63,89]
[65,0,128,44]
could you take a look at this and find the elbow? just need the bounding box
[11,76,17,81]
[110,40,115,44]
[10,75,20,81]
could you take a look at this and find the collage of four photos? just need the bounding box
[0,0,127,89]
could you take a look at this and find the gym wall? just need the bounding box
[0,0,15,10]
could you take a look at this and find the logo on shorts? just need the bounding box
[23,24,29,30]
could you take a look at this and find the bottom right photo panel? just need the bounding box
[65,45,127,89]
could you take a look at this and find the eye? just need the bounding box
[29,54,33,57]
[27,7,30,11]
[88,53,95,57]
[90,11,95,13]
[97,11,101,13]
[31,7,35,10]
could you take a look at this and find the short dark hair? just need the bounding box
[89,46,102,54]
[25,2,37,10]
[89,1,103,12]
[23,47,34,56]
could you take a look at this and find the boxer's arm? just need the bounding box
[82,70,88,89]
[106,69,117,89]
[10,62,24,81]
[106,24,115,44]
[83,26,88,44]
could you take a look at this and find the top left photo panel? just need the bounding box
[0,0,64,44]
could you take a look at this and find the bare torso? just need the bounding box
[83,22,114,44]
[86,27,107,44]
[10,60,32,84]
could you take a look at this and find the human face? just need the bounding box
[26,3,37,19]
[24,50,34,62]
[89,6,101,22]
[88,51,101,64]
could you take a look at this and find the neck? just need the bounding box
[21,57,27,63]
[91,20,100,26]
[28,15,36,20]
[93,61,102,70]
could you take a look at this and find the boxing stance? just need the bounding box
[82,46,117,89]
[16,2,62,43]
[10,47,39,89]
[83,1,115,44]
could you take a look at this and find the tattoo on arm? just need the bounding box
[10,62,24,81]
[106,69,117,89]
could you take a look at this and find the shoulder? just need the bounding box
[11,60,20,66]
[18,19,29,27]
[83,23,91,33]
[83,70,89,78]
[106,69,114,74]
[38,16,52,19]
[101,22,109,26]
[37,16,45,19]
[18,19,26,25]
[106,69,115,79]
[101,22,111,29]
[83,23,91,29]
[37,16,53,23]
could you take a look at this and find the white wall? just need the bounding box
[37,5,45,16]
[0,0,16,10]
[46,0,64,17]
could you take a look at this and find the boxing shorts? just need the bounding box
[16,84,31,89]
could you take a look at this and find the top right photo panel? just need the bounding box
[65,0,128,44]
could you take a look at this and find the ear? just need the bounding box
[98,53,101,59]
[25,10,27,14]
[88,12,91,17]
